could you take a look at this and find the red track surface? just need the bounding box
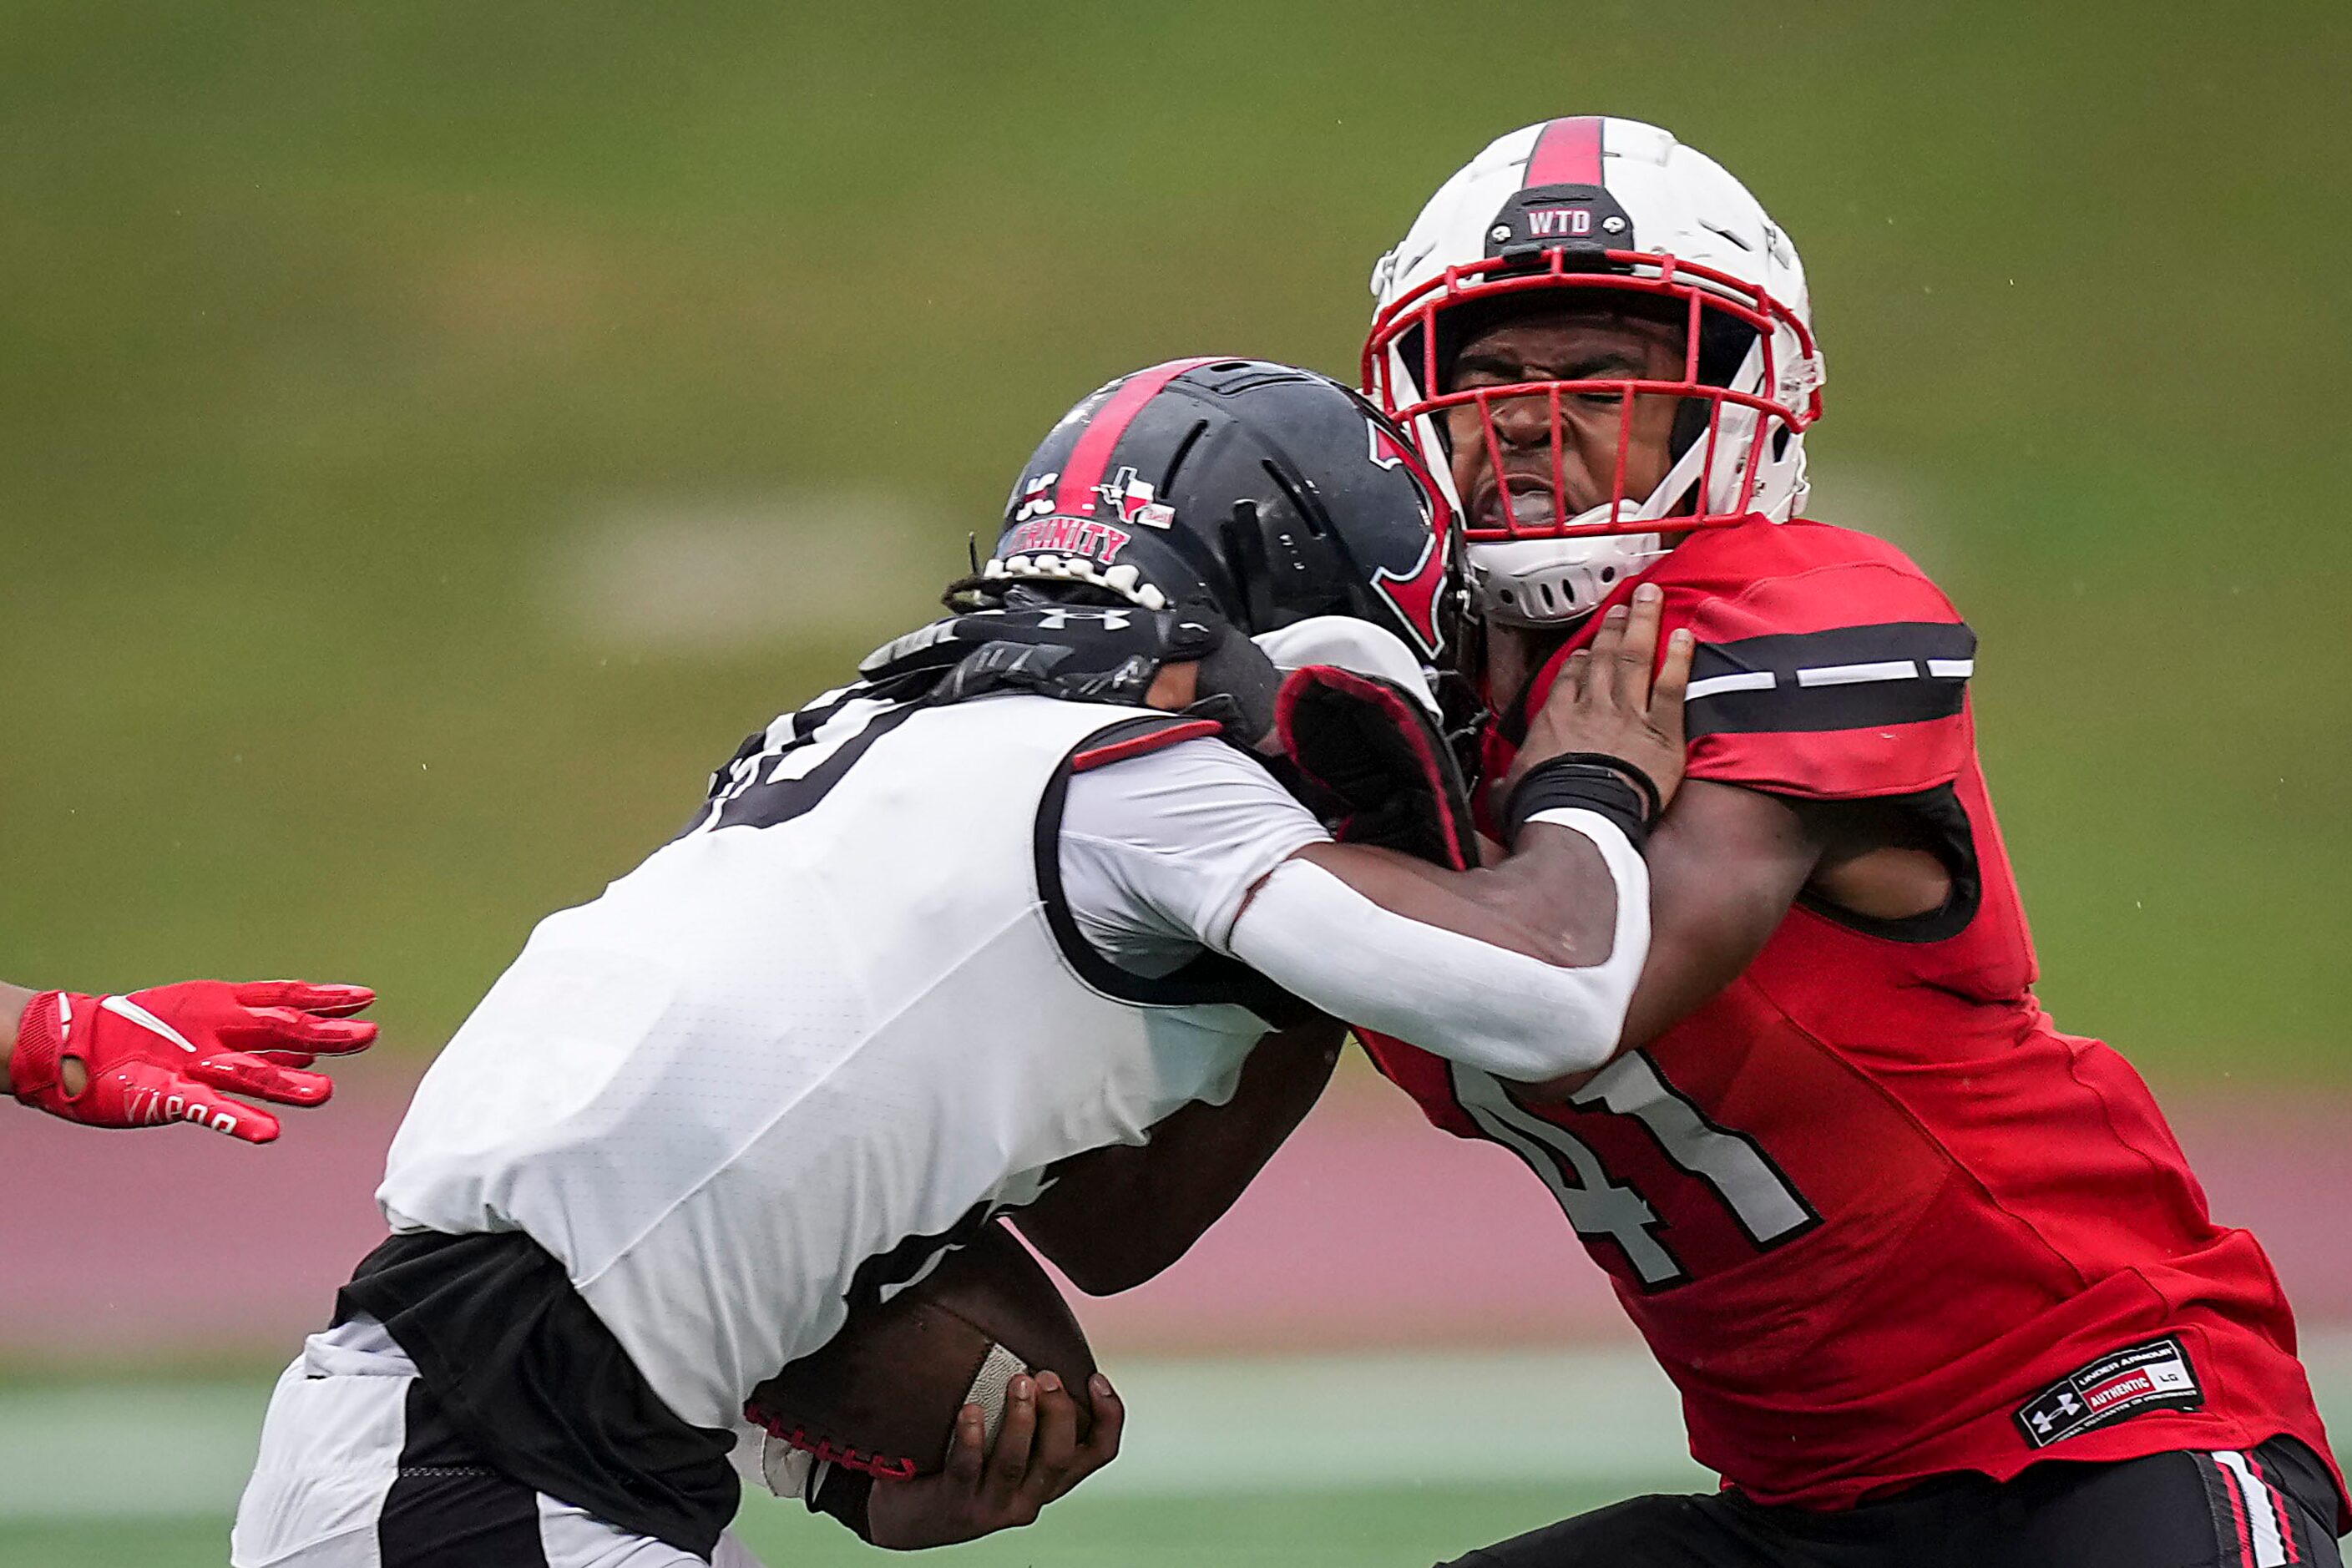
[3,1065,2346,1363]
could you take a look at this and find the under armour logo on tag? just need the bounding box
[2014,1337,2200,1450]
[2027,1390,2081,1435]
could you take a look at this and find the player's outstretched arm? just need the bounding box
[3,977,378,1143]
[1229,586,1692,1094]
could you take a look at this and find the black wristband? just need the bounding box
[807,1462,877,1542]
[1502,755,1655,853]
[1540,752,1663,822]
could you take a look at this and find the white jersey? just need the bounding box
[377,689,1294,1433]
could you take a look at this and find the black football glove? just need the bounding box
[859,604,1201,705]
[1275,665,1477,870]
[857,599,1282,749]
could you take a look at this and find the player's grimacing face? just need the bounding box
[1443,308,1687,534]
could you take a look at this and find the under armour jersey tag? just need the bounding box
[2014,1335,2203,1449]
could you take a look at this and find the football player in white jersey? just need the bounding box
[232,358,1692,1568]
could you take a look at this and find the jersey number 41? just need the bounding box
[1451,1053,1819,1289]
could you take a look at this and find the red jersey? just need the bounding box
[1358,518,2344,1522]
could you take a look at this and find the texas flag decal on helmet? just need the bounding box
[1095,467,1176,530]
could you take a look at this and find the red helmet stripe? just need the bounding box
[1052,357,1222,517]
[1525,115,1604,187]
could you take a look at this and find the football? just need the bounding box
[745,1218,1098,1479]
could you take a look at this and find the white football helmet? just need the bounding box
[1363,117,1825,627]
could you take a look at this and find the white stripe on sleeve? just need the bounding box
[1684,670,1776,701]
[1794,660,1918,687]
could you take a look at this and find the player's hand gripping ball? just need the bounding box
[745,1219,1122,1548]
[9,979,377,1143]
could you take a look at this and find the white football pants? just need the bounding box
[230,1323,766,1568]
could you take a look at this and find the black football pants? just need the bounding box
[1441,1439,2344,1568]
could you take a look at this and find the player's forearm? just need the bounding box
[1015,1016,1345,1295]
[0,981,37,1096]
[1290,817,1625,965]
[1230,815,1649,1083]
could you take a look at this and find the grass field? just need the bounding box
[5,1343,2346,1566]
[0,1486,1631,1568]
[0,1349,1704,1565]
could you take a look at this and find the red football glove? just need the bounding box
[8,979,377,1144]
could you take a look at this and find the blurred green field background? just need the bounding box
[0,1489,1615,1568]
[0,1347,1716,1564]
[1,1489,1621,1568]
[3,0,2348,1079]
[10,1338,2334,1566]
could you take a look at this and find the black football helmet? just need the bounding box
[982,357,1466,660]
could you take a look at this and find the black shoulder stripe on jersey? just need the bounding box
[1033,722,1318,1029]
[1685,620,1976,737]
[1692,619,1977,675]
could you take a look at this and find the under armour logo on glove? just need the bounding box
[859,601,1230,714]
[9,979,377,1144]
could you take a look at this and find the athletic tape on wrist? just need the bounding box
[1503,756,1652,852]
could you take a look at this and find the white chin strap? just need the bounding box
[1467,452,1698,628]
[1467,527,1667,628]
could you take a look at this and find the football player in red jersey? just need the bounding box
[1356,117,2346,1565]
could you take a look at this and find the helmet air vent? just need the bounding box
[1160,418,1212,495]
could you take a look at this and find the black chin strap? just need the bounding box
[1186,623,1282,750]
